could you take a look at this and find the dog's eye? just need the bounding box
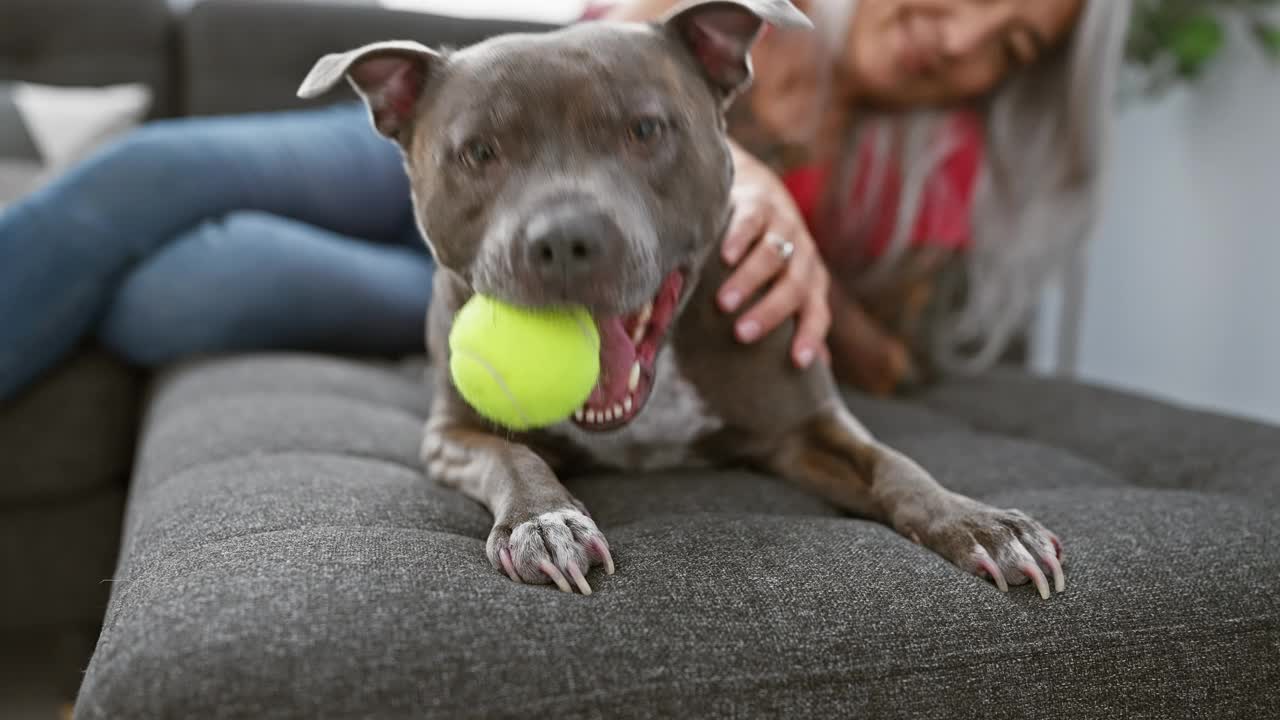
[628,117,664,144]
[459,139,498,168]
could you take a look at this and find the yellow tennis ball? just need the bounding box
[448,294,600,431]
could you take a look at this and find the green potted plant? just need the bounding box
[1127,0,1280,96]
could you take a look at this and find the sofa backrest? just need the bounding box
[0,0,176,117]
[181,1,555,117]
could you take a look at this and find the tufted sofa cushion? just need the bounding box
[76,354,1280,719]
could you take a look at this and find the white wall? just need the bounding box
[376,0,587,22]
[1038,31,1280,425]
[169,0,589,23]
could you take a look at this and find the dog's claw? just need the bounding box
[567,564,592,595]
[1041,550,1065,593]
[490,508,613,593]
[1020,562,1051,600]
[927,502,1064,598]
[540,561,573,593]
[591,538,615,575]
[973,546,1008,592]
[499,546,520,583]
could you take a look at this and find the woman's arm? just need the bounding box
[605,0,833,369]
[716,141,831,368]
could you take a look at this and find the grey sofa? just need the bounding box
[0,0,548,703]
[4,1,1278,718]
[1,0,165,699]
[77,356,1280,718]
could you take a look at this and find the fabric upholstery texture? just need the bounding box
[77,354,1280,719]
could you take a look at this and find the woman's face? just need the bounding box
[846,0,1084,107]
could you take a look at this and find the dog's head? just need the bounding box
[299,0,809,430]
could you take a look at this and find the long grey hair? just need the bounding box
[808,0,1133,375]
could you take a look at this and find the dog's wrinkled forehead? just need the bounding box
[426,25,712,144]
[454,25,691,90]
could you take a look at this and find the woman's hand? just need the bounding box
[716,144,832,369]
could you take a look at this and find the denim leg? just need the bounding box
[0,102,409,399]
[97,210,434,366]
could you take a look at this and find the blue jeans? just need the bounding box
[0,103,434,401]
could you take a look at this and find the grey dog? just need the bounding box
[298,0,1064,598]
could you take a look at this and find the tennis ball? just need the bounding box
[448,294,600,431]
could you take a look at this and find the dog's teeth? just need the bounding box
[574,408,585,422]
[623,396,633,413]
[631,302,653,344]
[612,402,624,418]
[628,362,641,392]
[586,410,597,424]
[605,407,616,422]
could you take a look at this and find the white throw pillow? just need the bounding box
[0,82,152,209]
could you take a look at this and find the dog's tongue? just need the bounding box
[588,317,635,407]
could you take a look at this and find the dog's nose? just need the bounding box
[524,210,617,281]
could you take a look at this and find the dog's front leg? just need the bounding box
[769,406,1065,598]
[420,409,615,595]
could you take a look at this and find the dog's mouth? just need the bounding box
[572,269,686,432]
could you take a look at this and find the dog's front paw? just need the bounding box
[487,508,615,595]
[914,499,1065,599]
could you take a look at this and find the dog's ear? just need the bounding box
[660,0,811,105]
[298,41,442,141]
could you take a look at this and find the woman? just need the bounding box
[604,0,1131,392]
[0,0,1130,402]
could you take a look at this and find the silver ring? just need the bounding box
[764,232,795,262]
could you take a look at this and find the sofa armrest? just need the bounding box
[182,0,557,117]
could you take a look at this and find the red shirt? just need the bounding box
[781,110,984,266]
